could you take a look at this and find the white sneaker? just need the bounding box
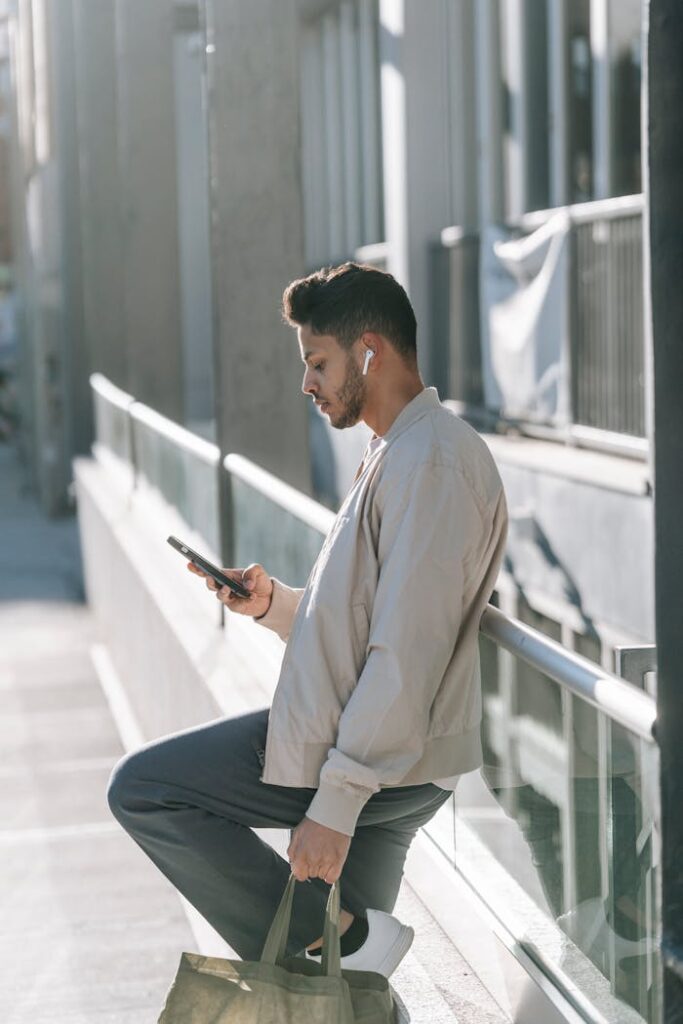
[306,909,414,978]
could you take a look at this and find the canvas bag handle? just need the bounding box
[260,873,342,977]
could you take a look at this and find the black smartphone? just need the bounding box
[167,535,251,599]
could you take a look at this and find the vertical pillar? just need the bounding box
[71,0,127,393]
[500,0,527,220]
[378,0,452,386]
[115,0,183,422]
[590,0,611,199]
[548,0,569,207]
[445,0,479,232]
[203,0,310,495]
[51,0,89,466]
[474,0,505,226]
[646,1,683,1020]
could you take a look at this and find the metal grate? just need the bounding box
[571,212,645,437]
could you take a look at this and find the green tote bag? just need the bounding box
[157,875,395,1024]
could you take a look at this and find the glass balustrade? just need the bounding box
[130,406,221,556]
[428,622,661,1024]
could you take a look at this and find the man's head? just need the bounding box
[282,262,418,430]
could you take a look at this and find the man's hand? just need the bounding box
[187,561,273,619]
[287,817,351,884]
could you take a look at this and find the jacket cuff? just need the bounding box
[305,780,371,837]
[254,578,301,642]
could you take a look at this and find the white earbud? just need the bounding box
[362,349,374,376]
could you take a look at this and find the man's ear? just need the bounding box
[358,332,383,370]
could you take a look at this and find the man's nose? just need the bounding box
[302,369,317,396]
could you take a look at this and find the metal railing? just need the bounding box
[438,194,647,452]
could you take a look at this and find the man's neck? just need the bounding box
[363,377,425,437]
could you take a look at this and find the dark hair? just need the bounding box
[282,262,417,362]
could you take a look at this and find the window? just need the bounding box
[608,0,642,196]
[567,0,593,203]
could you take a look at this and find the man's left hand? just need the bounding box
[287,817,351,884]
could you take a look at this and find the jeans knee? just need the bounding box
[107,749,145,823]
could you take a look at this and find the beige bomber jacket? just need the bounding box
[257,388,508,836]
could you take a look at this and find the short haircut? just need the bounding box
[282,262,417,362]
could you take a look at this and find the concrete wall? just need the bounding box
[172,29,215,434]
[8,0,85,513]
[115,0,184,423]
[72,0,127,392]
[203,0,311,495]
[487,436,654,642]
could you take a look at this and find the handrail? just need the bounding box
[517,192,644,233]
[130,402,220,467]
[481,605,656,743]
[439,193,644,245]
[90,372,135,411]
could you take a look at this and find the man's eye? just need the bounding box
[313,363,324,372]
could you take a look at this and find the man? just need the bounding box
[108,263,508,976]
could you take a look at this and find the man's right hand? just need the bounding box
[186,561,273,619]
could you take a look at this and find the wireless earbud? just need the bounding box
[362,349,374,376]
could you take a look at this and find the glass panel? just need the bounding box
[456,610,661,1021]
[93,387,133,474]
[608,0,642,196]
[525,0,550,211]
[567,0,593,202]
[230,476,325,589]
[132,417,220,555]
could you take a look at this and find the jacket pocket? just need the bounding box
[351,602,370,670]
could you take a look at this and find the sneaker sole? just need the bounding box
[377,925,414,978]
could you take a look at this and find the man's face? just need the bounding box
[299,325,367,430]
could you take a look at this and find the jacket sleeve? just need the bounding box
[254,578,305,643]
[305,461,485,835]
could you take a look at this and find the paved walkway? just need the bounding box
[0,440,506,1023]
[0,442,195,1023]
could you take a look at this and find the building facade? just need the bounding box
[6,1,672,1021]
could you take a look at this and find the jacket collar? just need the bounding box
[381,386,440,443]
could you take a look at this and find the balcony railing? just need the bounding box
[88,373,661,1023]
[437,194,647,455]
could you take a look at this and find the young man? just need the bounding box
[108,263,508,976]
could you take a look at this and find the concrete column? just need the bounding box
[71,0,127,393]
[590,0,611,200]
[548,0,569,207]
[378,0,452,387]
[445,0,478,232]
[202,0,311,495]
[115,0,183,422]
[500,0,527,220]
[646,2,683,1018]
[51,0,89,464]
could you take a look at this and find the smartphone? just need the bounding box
[167,535,251,599]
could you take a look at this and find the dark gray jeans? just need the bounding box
[107,708,451,960]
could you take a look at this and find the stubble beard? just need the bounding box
[329,355,367,429]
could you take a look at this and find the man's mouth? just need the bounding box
[315,400,330,412]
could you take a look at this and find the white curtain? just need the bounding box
[480,210,571,426]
